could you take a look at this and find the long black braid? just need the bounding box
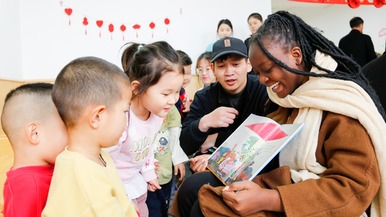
[250,10,385,119]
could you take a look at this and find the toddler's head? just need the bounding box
[52,56,131,147]
[1,83,68,166]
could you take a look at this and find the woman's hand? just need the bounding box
[189,154,210,172]
[222,181,283,216]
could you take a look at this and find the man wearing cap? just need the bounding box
[180,37,276,173]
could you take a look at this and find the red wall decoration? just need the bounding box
[60,1,174,41]
[290,0,385,8]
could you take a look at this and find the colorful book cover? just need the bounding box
[207,114,304,185]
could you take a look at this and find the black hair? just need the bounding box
[120,41,183,97]
[4,83,53,102]
[53,56,129,127]
[176,50,193,66]
[217,19,233,32]
[250,10,385,119]
[247,13,263,22]
[350,17,364,28]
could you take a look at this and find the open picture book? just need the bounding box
[207,114,304,186]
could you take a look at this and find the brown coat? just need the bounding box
[188,110,380,217]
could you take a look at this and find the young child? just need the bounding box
[42,56,138,216]
[1,82,68,217]
[195,52,216,89]
[107,41,184,217]
[176,50,193,121]
[146,106,188,217]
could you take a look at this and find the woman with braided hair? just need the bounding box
[170,11,386,217]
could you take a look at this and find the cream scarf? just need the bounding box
[268,50,386,216]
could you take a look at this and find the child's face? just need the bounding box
[196,59,216,86]
[217,23,233,39]
[101,84,132,147]
[182,65,192,88]
[142,71,183,118]
[41,107,68,164]
[213,54,249,95]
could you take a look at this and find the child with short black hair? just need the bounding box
[1,82,68,217]
[42,56,138,216]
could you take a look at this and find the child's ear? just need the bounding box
[131,80,140,96]
[26,122,39,145]
[90,105,107,129]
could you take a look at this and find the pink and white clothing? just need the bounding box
[105,108,163,200]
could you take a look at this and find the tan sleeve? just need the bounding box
[278,113,380,217]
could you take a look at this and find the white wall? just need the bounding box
[273,3,386,54]
[0,0,22,80]
[1,0,271,80]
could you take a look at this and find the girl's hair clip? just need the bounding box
[136,44,144,53]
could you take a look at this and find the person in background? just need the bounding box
[195,52,216,89]
[147,105,188,217]
[338,16,377,67]
[106,41,184,217]
[176,50,193,121]
[42,57,139,216]
[179,37,275,173]
[244,12,264,53]
[1,83,68,217]
[362,53,386,119]
[171,11,386,217]
[205,19,234,52]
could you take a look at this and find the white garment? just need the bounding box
[268,50,386,216]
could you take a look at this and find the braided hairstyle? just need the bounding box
[250,10,385,119]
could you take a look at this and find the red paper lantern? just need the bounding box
[64,8,72,25]
[133,24,141,38]
[108,24,114,40]
[149,22,156,38]
[120,24,127,41]
[348,0,360,8]
[164,18,170,33]
[96,20,104,38]
[374,0,384,8]
[82,17,89,35]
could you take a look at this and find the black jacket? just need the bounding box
[338,29,377,67]
[180,74,276,155]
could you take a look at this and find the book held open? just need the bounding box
[207,114,304,185]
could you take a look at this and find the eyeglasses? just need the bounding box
[196,67,212,75]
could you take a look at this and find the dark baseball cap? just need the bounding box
[211,37,248,63]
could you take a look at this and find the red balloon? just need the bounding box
[149,22,155,29]
[64,8,72,16]
[374,0,384,8]
[348,0,360,8]
[133,24,141,30]
[83,17,88,26]
[96,20,103,28]
[120,24,126,32]
[164,18,170,25]
[108,24,114,33]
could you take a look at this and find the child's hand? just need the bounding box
[189,154,210,173]
[147,178,161,192]
[154,160,160,171]
[182,98,192,113]
[174,163,186,181]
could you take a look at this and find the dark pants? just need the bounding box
[146,180,173,217]
[176,171,223,217]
